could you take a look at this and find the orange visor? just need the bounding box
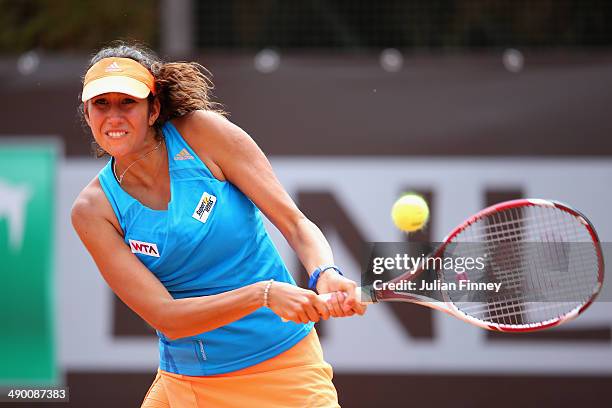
[81,57,156,102]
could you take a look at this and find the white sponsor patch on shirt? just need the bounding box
[129,239,160,257]
[192,192,217,224]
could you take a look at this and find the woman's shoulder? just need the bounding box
[170,110,235,180]
[171,109,229,138]
[71,176,121,233]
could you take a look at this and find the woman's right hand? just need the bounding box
[266,281,331,324]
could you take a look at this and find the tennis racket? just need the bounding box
[318,199,604,332]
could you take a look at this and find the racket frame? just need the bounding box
[368,199,604,332]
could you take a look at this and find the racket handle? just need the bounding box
[320,287,375,304]
[318,292,334,302]
[281,287,369,322]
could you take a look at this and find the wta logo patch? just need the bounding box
[129,239,160,257]
[192,192,216,224]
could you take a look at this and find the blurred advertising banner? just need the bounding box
[0,142,58,385]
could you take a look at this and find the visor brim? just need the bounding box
[82,76,151,102]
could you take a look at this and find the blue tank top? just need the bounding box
[98,121,313,375]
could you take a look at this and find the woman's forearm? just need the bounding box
[156,216,332,340]
[160,281,266,340]
[159,217,336,340]
[286,216,335,277]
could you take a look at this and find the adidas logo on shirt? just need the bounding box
[174,148,194,161]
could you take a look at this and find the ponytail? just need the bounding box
[151,61,226,126]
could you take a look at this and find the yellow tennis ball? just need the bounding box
[391,194,429,232]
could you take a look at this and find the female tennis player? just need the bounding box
[71,41,366,407]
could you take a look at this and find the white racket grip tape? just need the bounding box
[319,287,374,303]
[280,287,373,322]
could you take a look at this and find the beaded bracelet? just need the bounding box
[263,279,274,307]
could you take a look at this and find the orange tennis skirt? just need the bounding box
[141,329,340,408]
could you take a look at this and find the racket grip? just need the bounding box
[280,287,366,322]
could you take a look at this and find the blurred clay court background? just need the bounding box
[1,1,612,407]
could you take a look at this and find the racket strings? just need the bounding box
[462,301,580,323]
[442,205,600,328]
[469,243,595,288]
[458,213,580,242]
[475,211,596,322]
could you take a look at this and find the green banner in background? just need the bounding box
[0,143,57,385]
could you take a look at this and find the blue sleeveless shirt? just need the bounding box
[98,121,313,375]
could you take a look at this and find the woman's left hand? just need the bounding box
[316,271,367,318]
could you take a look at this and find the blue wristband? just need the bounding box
[308,264,343,292]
